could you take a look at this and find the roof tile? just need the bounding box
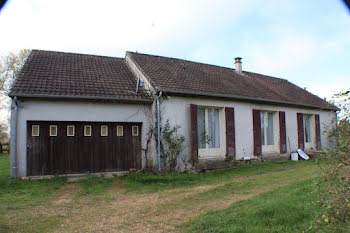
[10,50,152,102]
[128,52,337,110]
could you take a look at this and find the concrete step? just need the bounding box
[197,159,234,171]
[25,171,129,181]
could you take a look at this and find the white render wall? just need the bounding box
[10,99,155,177]
[10,96,337,177]
[161,96,336,161]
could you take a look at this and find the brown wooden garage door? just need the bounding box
[27,121,142,176]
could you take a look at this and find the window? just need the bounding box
[50,125,57,136]
[67,125,75,136]
[260,112,274,145]
[117,126,123,136]
[32,125,40,137]
[304,115,311,143]
[197,108,220,149]
[84,125,92,136]
[101,125,108,136]
[132,126,139,136]
[197,108,206,149]
[208,108,220,148]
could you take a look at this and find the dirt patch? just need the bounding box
[52,184,79,206]
[5,166,317,233]
[162,167,300,198]
[49,168,316,233]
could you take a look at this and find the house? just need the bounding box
[9,50,338,178]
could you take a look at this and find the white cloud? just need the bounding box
[243,29,319,75]
[0,0,258,123]
[0,0,257,57]
[240,25,350,101]
[0,0,349,124]
[307,75,350,100]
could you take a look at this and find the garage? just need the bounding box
[26,121,142,176]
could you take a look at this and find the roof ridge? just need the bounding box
[282,80,335,107]
[121,59,152,97]
[243,71,287,81]
[31,49,124,60]
[9,49,153,102]
[126,52,160,91]
[127,51,239,71]
[126,51,339,111]
[127,51,292,82]
[32,50,286,82]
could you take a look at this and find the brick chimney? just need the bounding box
[235,57,242,74]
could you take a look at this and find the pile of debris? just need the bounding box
[291,149,314,161]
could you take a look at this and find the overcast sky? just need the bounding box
[0,0,350,100]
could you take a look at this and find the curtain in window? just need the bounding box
[260,112,265,145]
[208,108,220,148]
[304,116,311,142]
[197,108,206,148]
[261,112,274,145]
[267,112,274,145]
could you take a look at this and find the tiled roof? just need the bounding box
[10,50,338,111]
[127,52,338,110]
[9,50,152,103]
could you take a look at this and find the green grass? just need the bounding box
[0,153,67,210]
[0,152,318,198]
[181,178,323,233]
[5,214,63,233]
[187,165,317,200]
[121,160,317,193]
[156,164,319,212]
[0,153,324,232]
[0,153,9,178]
[0,153,67,232]
[77,160,313,195]
[78,172,115,195]
[0,153,319,203]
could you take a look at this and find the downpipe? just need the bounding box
[11,97,19,178]
[156,91,162,171]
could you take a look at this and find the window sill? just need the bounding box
[304,142,315,150]
[199,147,225,158]
[262,145,278,154]
[198,155,225,161]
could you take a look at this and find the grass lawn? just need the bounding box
[0,153,67,233]
[0,152,326,232]
[120,158,315,193]
[181,178,322,233]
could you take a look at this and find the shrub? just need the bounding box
[313,89,350,232]
[161,120,185,172]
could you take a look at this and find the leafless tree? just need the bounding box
[0,49,30,101]
[0,49,31,136]
[0,124,9,143]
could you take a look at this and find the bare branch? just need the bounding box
[0,49,31,127]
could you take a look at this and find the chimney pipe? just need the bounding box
[235,57,242,74]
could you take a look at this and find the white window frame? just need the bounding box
[67,125,75,137]
[303,114,315,150]
[84,125,92,137]
[101,125,108,136]
[50,125,57,137]
[304,115,311,143]
[197,107,226,159]
[260,111,279,154]
[32,125,40,137]
[132,126,139,136]
[117,126,124,136]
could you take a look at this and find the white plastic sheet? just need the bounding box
[297,149,309,160]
